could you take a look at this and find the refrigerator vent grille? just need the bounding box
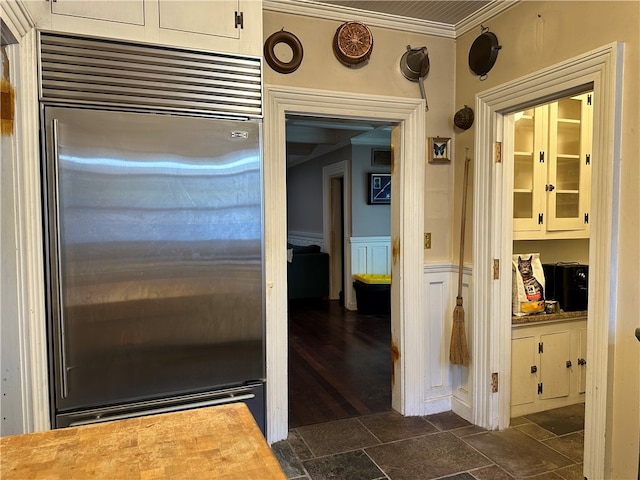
[39,32,262,118]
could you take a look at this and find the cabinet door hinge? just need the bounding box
[493,259,500,280]
[587,94,592,106]
[537,382,543,394]
[491,372,499,393]
[539,151,545,163]
[235,11,244,29]
[495,141,502,163]
[584,213,589,224]
[585,153,591,165]
[538,341,544,353]
[538,213,544,225]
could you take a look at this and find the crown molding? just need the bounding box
[264,0,520,40]
[263,0,456,39]
[1,0,35,40]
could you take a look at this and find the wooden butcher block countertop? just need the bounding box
[0,403,286,480]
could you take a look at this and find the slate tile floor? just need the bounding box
[271,404,585,480]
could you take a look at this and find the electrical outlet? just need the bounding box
[424,232,431,249]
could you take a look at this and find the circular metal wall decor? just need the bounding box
[468,25,501,80]
[333,21,374,67]
[454,105,474,130]
[264,29,303,74]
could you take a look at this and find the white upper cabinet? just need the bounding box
[50,0,145,25]
[512,93,593,240]
[158,0,240,39]
[20,0,262,57]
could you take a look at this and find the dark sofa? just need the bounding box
[287,244,329,299]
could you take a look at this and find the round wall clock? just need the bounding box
[333,21,374,67]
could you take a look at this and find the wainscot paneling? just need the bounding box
[423,263,473,420]
[349,236,391,275]
[348,236,391,310]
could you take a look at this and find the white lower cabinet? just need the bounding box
[510,317,587,418]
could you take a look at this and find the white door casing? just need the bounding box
[472,43,623,479]
[322,161,350,303]
[264,85,425,442]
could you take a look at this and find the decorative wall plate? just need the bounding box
[333,21,373,67]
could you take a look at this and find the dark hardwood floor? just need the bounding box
[288,298,392,428]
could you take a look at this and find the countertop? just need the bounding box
[512,310,588,325]
[0,403,286,480]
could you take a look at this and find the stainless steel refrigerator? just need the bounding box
[42,106,265,430]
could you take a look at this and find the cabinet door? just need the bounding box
[51,0,145,25]
[511,336,538,407]
[546,94,592,233]
[513,107,547,234]
[540,331,571,399]
[158,0,240,39]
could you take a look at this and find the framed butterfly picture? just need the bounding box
[428,137,451,164]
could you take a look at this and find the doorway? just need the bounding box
[472,43,623,479]
[285,118,394,428]
[507,91,592,427]
[264,85,425,443]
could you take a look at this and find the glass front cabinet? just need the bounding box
[512,93,593,240]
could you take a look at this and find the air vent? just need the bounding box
[39,32,261,118]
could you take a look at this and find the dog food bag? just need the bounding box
[512,253,546,316]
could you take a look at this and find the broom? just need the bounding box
[450,148,471,366]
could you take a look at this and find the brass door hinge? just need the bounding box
[493,259,499,280]
[491,372,499,393]
[495,141,502,163]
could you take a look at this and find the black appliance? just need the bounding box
[543,263,589,312]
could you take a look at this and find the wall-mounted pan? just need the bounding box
[468,26,501,80]
[264,29,303,74]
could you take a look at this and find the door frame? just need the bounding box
[323,161,349,302]
[472,43,623,479]
[264,85,425,443]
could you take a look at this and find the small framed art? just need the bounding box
[369,173,391,204]
[428,137,451,164]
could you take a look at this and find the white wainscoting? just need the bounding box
[423,263,473,421]
[287,231,325,251]
[350,236,391,276]
[348,236,391,310]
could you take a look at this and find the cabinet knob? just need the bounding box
[530,365,537,373]
[545,184,556,192]
[566,360,572,368]
[578,358,587,365]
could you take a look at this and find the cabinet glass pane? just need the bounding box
[557,123,581,155]
[514,115,534,153]
[514,192,533,218]
[557,98,581,120]
[556,193,580,218]
[556,157,580,190]
[514,154,534,190]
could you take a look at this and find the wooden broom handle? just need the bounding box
[458,150,471,298]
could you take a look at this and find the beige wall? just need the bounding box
[264,11,456,261]
[455,2,640,477]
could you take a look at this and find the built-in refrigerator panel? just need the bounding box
[42,107,264,426]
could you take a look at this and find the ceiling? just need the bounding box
[282,1,496,166]
[308,1,493,25]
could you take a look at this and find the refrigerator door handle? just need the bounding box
[52,118,69,399]
[67,393,256,427]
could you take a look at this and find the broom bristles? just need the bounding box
[450,302,470,366]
